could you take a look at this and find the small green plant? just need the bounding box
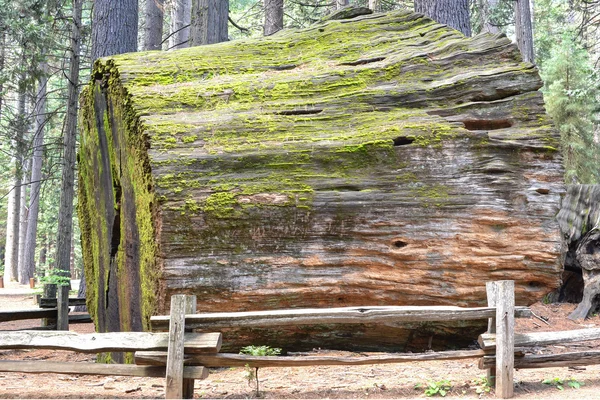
[239,345,282,397]
[472,376,493,396]
[542,377,584,390]
[38,268,70,286]
[0,261,4,276]
[417,379,452,397]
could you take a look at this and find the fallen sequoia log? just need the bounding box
[556,185,600,319]
[78,9,564,351]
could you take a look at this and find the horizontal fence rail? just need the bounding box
[479,327,600,350]
[0,331,221,353]
[0,309,58,323]
[0,360,208,379]
[151,305,533,330]
[135,349,486,368]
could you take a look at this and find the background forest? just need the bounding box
[0,0,598,288]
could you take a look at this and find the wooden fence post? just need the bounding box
[182,295,197,399]
[166,294,196,399]
[494,280,514,399]
[486,281,498,386]
[57,285,70,331]
[42,284,57,327]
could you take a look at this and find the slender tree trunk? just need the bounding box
[144,0,165,50]
[515,0,534,63]
[91,0,138,60]
[169,0,191,49]
[21,62,48,284]
[4,89,26,282]
[54,0,82,283]
[0,32,5,117]
[17,155,31,282]
[264,0,283,36]
[189,0,228,45]
[481,0,501,34]
[414,0,471,36]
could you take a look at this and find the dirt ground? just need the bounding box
[2,288,600,399]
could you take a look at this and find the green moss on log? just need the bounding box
[78,9,563,351]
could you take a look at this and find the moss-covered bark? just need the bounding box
[79,10,564,351]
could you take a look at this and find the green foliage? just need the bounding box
[540,31,600,184]
[472,376,493,396]
[542,377,584,390]
[239,346,282,396]
[37,268,71,286]
[416,379,452,397]
[240,345,282,356]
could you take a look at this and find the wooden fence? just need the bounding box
[0,284,91,330]
[2,280,600,399]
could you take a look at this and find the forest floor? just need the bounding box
[1,282,600,399]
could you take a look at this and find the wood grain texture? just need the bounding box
[479,327,600,351]
[0,361,208,378]
[480,351,600,369]
[0,309,57,322]
[494,280,514,398]
[135,349,484,367]
[0,331,222,353]
[151,306,532,330]
[79,9,564,351]
[57,285,69,331]
[39,297,87,308]
[166,295,187,399]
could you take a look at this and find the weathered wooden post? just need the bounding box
[42,284,57,327]
[486,282,498,386]
[166,294,197,399]
[494,280,515,399]
[182,295,197,399]
[57,285,70,330]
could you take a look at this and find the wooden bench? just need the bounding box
[0,295,221,399]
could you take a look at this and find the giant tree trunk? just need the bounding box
[557,185,600,320]
[91,0,138,60]
[515,0,534,63]
[414,0,471,36]
[22,63,48,284]
[79,10,564,352]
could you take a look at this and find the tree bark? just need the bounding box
[189,0,228,46]
[22,63,48,284]
[514,0,534,63]
[169,0,191,49]
[91,0,138,60]
[0,32,5,118]
[54,0,82,284]
[144,0,165,50]
[4,88,27,282]
[414,0,471,36]
[17,155,30,282]
[264,0,283,36]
